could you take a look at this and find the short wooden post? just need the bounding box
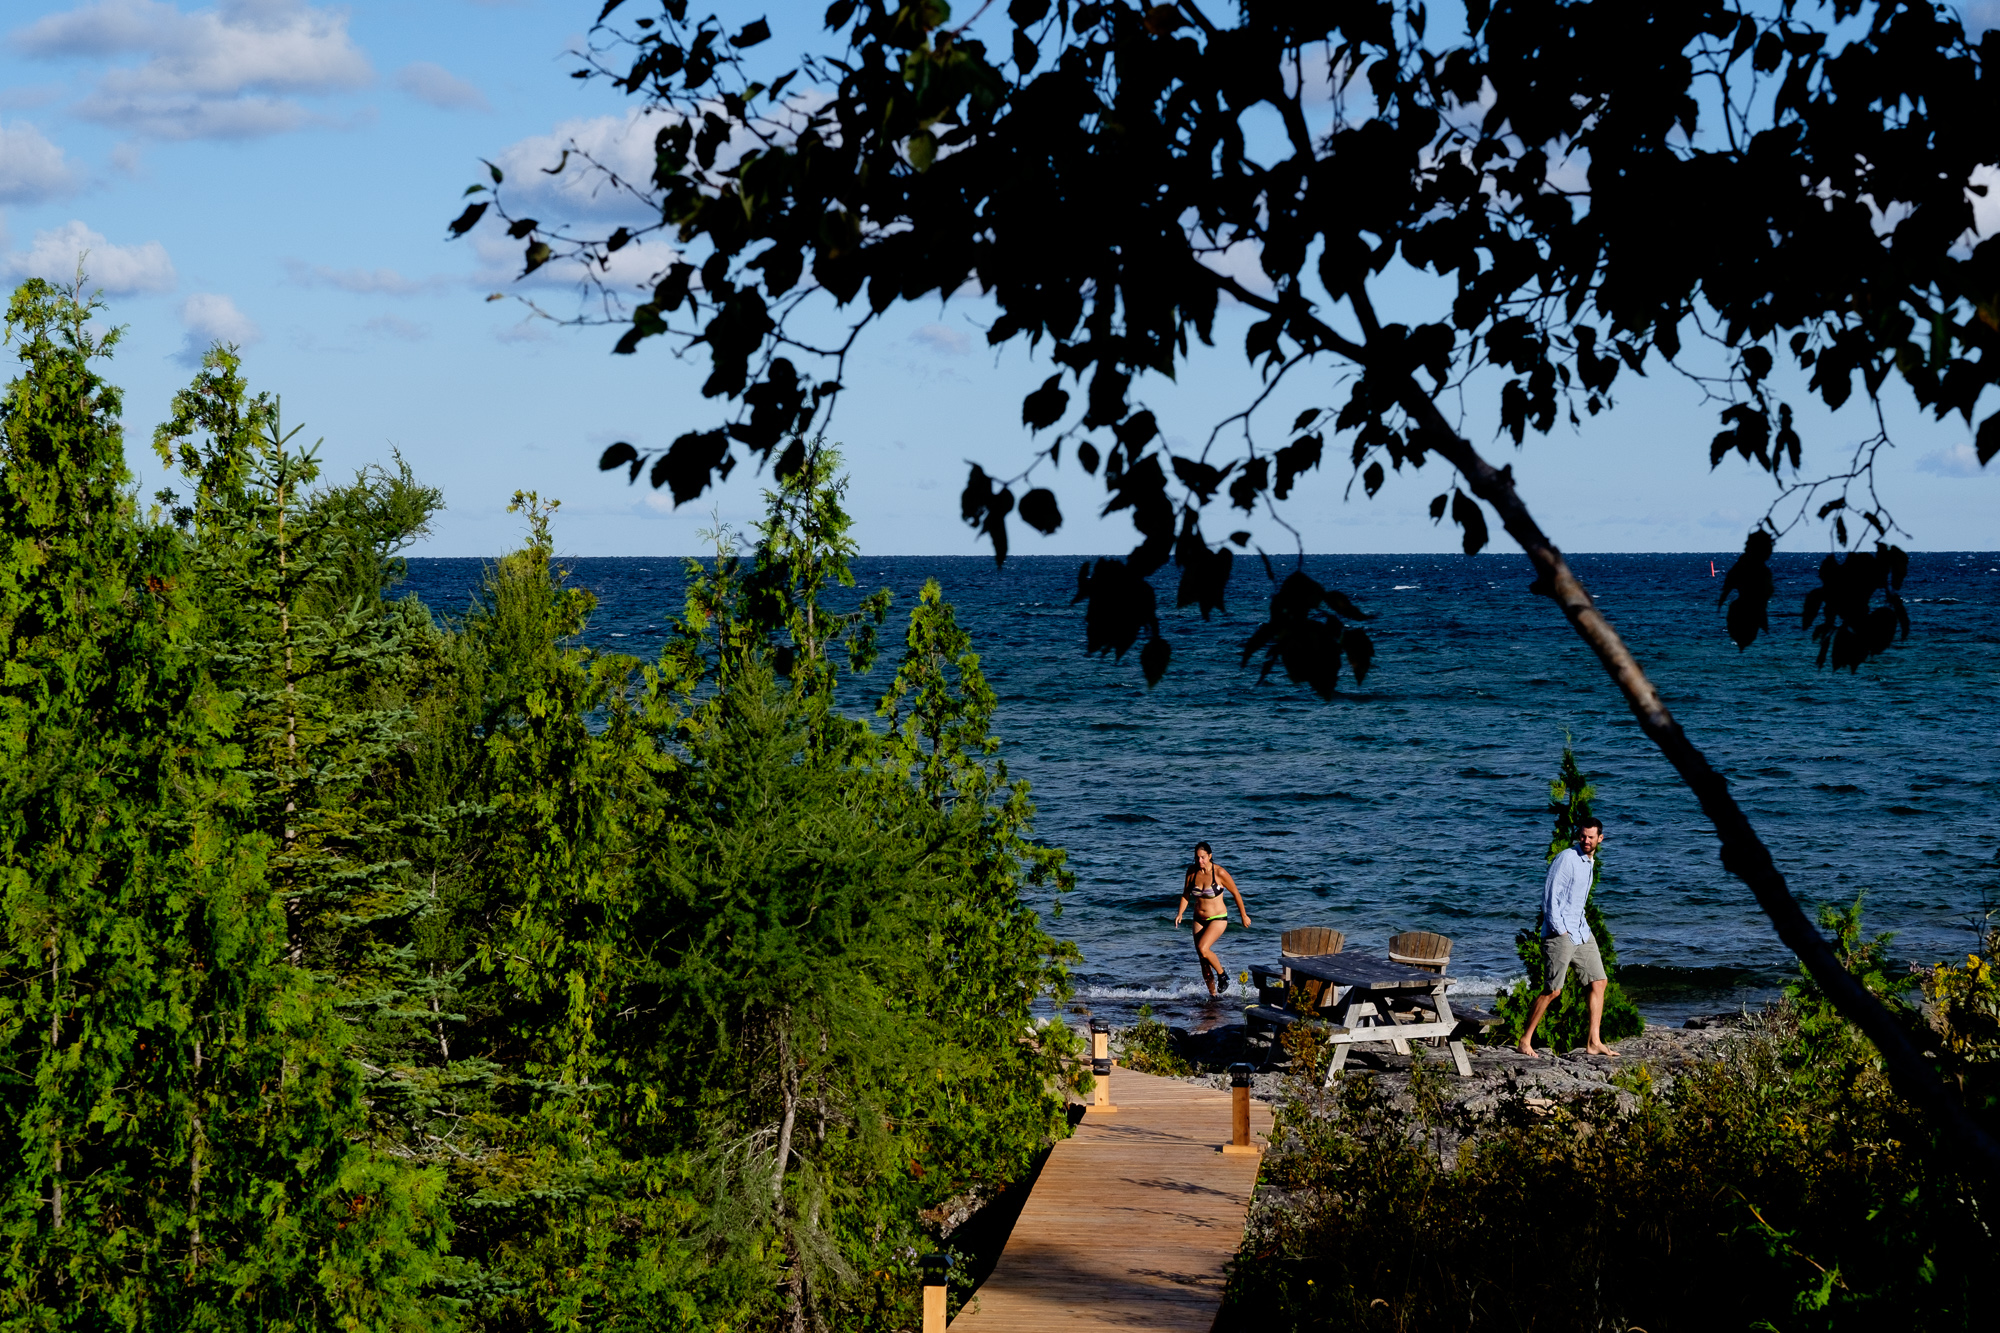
[920,1253,951,1333]
[1221,1062,1260,1154]
[1085,1019,1118,1113]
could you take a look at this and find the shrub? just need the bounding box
[1223,1015,1984,1331]
[1119,1005,1192,1076]
[1493,742,1645,1050]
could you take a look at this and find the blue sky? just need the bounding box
[1,0,1992,558]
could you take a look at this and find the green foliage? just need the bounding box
[1783,896,1919,1100]
[1227,1021,1985,1331]
[0,280,449,1330]
[1119,1005,1191,1077]
[3,293,1083,1332]
[1920,914,2000,1119]
[1494,742,1645,1049]
[411,447,1080,1332]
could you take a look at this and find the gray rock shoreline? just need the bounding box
[1104,1010,1770,1152]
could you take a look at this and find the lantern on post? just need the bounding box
[1085,1018,1118,1114]
[920,1253,952,1333]
[1222,1062,1260,1154]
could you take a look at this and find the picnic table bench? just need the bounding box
[1246,951,1500,1080]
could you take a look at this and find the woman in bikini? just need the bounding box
[1174,841,1251,998]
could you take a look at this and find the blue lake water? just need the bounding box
[400,551,2000,1029]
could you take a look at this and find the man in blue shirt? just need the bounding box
[1514,817,1619,1058]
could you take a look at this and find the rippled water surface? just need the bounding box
[402,551,2000,1028]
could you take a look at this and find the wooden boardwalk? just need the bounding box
[950,1066,1274,1331]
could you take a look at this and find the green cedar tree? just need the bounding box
[1495,742,1645,1050]
[0,280,449,1330]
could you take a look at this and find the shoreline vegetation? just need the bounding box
[1086,903,2000,1332]
[5,281,1996,1330]
[1,282,1079,1333]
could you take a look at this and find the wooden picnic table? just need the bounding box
[1257,951,1479,1080]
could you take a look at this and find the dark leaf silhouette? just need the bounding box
[1717,529,1776,650]
[650,430,730,505]
[1022,375,1068,430]
[1804,543,1909,671]
[1073,558,1157,661]
[1450,488,1489,556]
[1018,487,1061,534]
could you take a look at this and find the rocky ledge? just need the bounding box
[1107,1010,1770,1152]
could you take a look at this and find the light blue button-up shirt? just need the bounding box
[1542,846,1595,943]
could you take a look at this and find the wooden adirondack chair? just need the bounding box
[1383,931,1461,1041]
[1246,928,1346,1049]
[1279,927,1346,1010]
[1387,930,1452,973]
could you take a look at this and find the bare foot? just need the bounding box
[1514,1043,1541,1059]
[1585,1043,1619,1057]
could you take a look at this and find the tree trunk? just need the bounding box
[49,942,62,1233]
[772,1024,797,1206]
[1401,387,2000,1176]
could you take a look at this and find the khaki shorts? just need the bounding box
[1543,932,1607,993]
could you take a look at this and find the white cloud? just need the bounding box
[1196,235,1275,299]
[4,219,176,293]
[1970,163,2000,244]
[175,289,259,363]
[395,61,487,112]
[1915,442,1989,477]
[361,313,427,341]
[911,322,969,355]
[490,99,819,219]
[476,101,821,291]
[109,141,142,172]
[470,227,667,292]
[0,122,81,203]
[491,107,682,221]
[12,0,373,140]
[282,257,451,295]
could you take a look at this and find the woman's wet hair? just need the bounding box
[1195,840,1213,857]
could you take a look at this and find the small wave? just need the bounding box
[1392,584,1420,590]
[1245,791,1371,803]
[1618,963,1788,999]
[1074,975,1525,1001]
[1100,812,1159,823]
[1439,974,1522,997]
[1812,782,1862,793]
[1075,982,1242,1001]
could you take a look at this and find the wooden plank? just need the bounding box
[949,1066,1273,1332]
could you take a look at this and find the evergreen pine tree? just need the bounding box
[457,448,1079,1333]
[0,281,448,1330]
[1495,741,1646,1049]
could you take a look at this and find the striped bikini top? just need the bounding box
[1191,866,1226,899]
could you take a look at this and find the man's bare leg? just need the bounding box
[1516,990,1558,1058]
[1584,978,1619,1056]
